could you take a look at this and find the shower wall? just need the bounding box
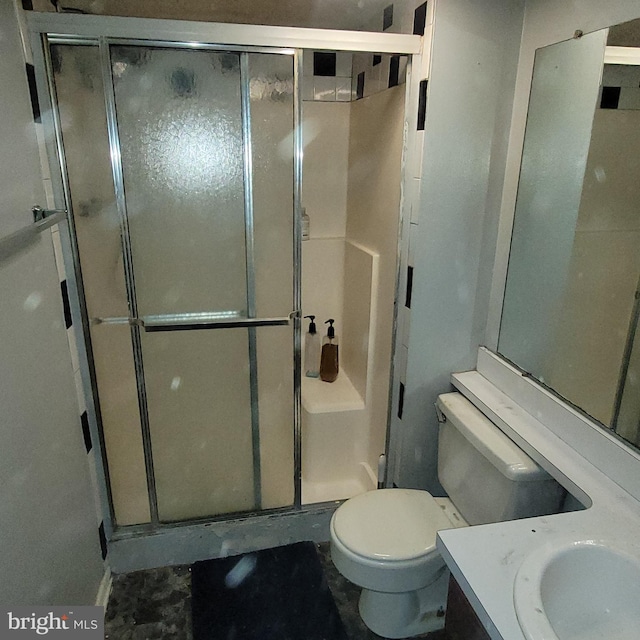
[301,74,404,501]
[301,100,350,335]
[346,85,405,473]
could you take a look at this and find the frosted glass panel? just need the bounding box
[256,325,295,509]
[52,45,150,525]
[249,53,295,317]
[52,45,128,318]
[111,46,247,316]
[91,325,150,525]
[142,329,255,521]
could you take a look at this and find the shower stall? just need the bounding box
[28,14,421,554]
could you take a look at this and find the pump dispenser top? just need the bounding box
[305,315,317,334]
[320,318,339,382]
[325,319,335,339]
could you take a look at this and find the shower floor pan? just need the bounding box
[302,462,376,505]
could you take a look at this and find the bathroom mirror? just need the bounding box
[498,18,640,449]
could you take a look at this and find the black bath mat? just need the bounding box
[191,541,348,640]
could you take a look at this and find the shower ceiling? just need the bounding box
[31,0,396,31]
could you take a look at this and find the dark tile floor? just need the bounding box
[105,542,447,640]
[105,565,192,639]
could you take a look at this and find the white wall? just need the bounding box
[389,0,525,491]
[0,1,105,604]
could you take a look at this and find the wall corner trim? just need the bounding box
[95,568,112,608]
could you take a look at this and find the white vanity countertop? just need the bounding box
[437,370,640,640]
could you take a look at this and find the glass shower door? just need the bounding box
[110,45,296,523]
[49,41,296,525]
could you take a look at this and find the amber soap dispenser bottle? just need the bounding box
[320,318,339,383]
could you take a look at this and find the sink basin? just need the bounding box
[514,539,640,640]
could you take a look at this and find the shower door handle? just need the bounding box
[138,313,295,332]
[90,311,299,332]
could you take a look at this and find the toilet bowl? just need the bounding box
[331,489,460,638]
[329,392,566,638]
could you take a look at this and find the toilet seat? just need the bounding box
[332,489,454,562]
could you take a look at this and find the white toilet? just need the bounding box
[330,392,566,639]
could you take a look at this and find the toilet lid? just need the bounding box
[332,489,454,561]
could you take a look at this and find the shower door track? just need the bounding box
[27,12,421,547]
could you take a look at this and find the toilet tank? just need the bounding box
[436,392,565,526]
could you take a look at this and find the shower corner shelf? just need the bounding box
[301,373,365,414]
